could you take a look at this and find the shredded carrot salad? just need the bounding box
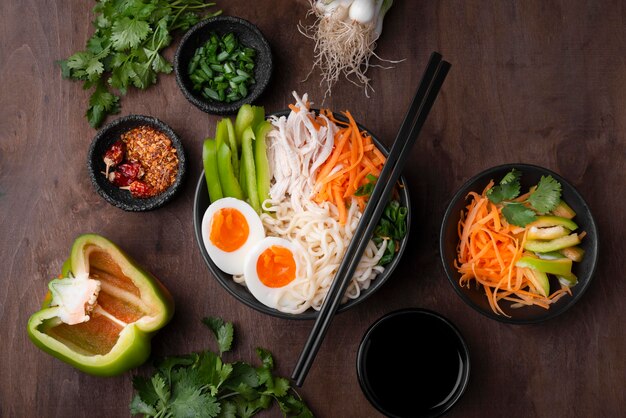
[313,109,386,224]
[455,181,572,316]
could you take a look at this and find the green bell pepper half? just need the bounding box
[27,234,174,376]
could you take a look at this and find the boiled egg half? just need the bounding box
[201,197,265,275]
[243,237,307,312]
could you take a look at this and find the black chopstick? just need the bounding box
[291,52,451,386]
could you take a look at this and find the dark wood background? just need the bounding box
[1,0,624,417]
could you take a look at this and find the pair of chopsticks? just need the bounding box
[291,52,451,387]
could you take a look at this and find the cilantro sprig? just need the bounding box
[486,169,562,227]
[60,0,221,128]
[130,317,313,418]
[353,175,408,266]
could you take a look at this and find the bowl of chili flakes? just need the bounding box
[88,115,187,211]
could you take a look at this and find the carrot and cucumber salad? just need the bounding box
[456,169,586,316]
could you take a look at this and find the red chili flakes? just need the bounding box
[103,126,179,199]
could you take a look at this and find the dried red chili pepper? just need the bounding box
[103,140,125,176]
[107,171,134,187]
[117,162,144,181]
[124,181,154,198]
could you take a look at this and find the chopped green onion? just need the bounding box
[187,31,257,103]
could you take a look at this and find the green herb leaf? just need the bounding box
[202,316,234,355]
[217,401,237,418]
[151,374,171,405]
[502,202,537,227]
[255,347,274,370]
[86,82,120,128]
[111,17,151,51]
[132,376,160,407]
[487,169,521,203]
[354,174,377,197]
[169,387,220,418]
[129,394,157,416]
[60,0,221,127]
[527,175,562,213]
[129,317,311,418]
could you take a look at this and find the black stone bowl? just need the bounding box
[174,16,273,115]
[193,111,411,319]
[440,163,598,324]
[357,309,470,418]
[88,115,186,211]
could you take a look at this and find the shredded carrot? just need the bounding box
[455,185,573,316]
[288,104,300,113]
[313,110,386,224]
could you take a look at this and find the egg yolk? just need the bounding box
[256,246,296,288]
[209,208,249,252]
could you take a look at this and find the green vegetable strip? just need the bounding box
[254,121,273,210]
[239,155,248,200]
[241,127,260,212]
[235,104,264,147]
[217,142,243,199]
[224,118,239,179]
[202,139,223,203]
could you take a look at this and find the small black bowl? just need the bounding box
[174,16,273,115]
[88,115,186,211]
[192,111,411,319]
[357,308,471,418]
[440,163,598,324]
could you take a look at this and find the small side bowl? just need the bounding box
[88,115,186,211]
[440,163,599,324]
[174,16,273,115]
[357,308,471,418]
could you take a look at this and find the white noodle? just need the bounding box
[235,197,387,313]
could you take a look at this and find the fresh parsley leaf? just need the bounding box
[255,348,274,370]
[58,59,71,79]
[151,374,171,405]
[217,401,237,418]
[169,387,220,418]
[60,0,221,127]
[276,393,315,418]
[111,17,151,51]
[129,394,157,416]
[501,203,537,227]
[225,362,260,389]
[527,175,561,213]
[129,317,312,418]
[86,81,120,128]
[266,377,290,397]
[132,376,160,407]
[202,316,234,355]
[487,169,521,203]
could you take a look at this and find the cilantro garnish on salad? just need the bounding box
[487,169,563,227]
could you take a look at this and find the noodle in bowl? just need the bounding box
[193,102,410,319]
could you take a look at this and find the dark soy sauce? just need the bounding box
[359,310,469,418]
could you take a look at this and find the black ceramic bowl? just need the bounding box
[88,115,186,211]
[193,111,411,319]
[174,16,273,115]
[357,309,471,418]
[440,163,598,324]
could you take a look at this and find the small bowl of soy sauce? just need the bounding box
[357,309,470,418]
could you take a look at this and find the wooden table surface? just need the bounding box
[1,0,625,417]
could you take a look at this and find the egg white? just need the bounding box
[201,197,265,275]
[243,237,305,311]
